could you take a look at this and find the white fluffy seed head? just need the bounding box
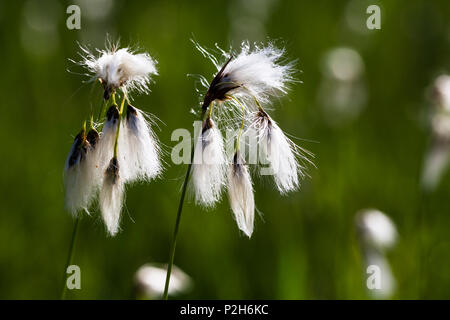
[421,142,450,192]
[223,42,294,103]
[80,44,158,97]
[119,105,162,183]
[64,128,102,216]
[134,263,192,299]
[227,152,255,238]
[356,209,397,251]
[432,75,450,112]
[249,111,312,194]
[365,252,396,299]
[191,118,226,207]
[97,105,120,171]
[100,157,124,236]
[196,41,295,111]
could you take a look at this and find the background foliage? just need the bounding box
[0,0,450,299]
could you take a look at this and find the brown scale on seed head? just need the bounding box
[126,104,138,121]
[68,128,89,168]
[202,56,240,111]
[106,105,120,123]
[105,157,120,185]
[86,128,99,148]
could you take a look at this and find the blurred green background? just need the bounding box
[0,0,450,299]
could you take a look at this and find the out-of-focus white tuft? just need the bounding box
[134,263,192,299]
[356,209,398,299]
[421,75,450,192]
[120,105,162,183]
[421,142,450,192]
[191,118,226,207]
[365,252,396,299]
[99,157,124,236]
[432,75,450,112]
[356,209,397,251]
[227,153,255,238]
[249,111,312,194]
[80,45,158,96]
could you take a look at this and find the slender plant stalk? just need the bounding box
[162,162,193,300]
[163,105,210,299]
[61,90,110,299]
[61,216,80,299]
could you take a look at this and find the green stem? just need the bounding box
[61,216,80,300]
[114,94,126,158]
[163,106,208,300]
[97,98,108,122]
[162,161,193,300]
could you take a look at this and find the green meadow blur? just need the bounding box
[0,0,450,299]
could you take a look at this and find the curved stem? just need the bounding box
[61,216,80,299]
[114,94,126,158]
[163,106,208,300]
[228,95,246,151]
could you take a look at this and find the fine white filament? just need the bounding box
[81,46,158,95]
[120,105,162,182]
[100,158,124,236]
[191,118,226,207]
[227,154,255,238]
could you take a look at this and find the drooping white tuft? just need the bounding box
[64,131,90,216]
[227,153,255,238]
[80,45,158,95]
[249,111,312,194]
[120,105,162,182]
[96,106,120,173]
[100,157,124,236]
[191,118,226,207]
[64,128,102,216]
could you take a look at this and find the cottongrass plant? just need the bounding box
[163,40,313,299]
[62,41,162,298]
[356,209,398,299]
[421,75,450,192]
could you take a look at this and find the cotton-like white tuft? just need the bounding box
[227,153,255,238]
[250,111,311,194]
[64,130,90,215]
[64,128,102,216]
[432,75,450,112]
[356,209,397,251]
[96,105,120,173]
[80,45,158,97]
[223,42,294,102]
[100,157,124,236]
[119,105,162,183]
[365,251,396,299]
[421,142,450,192]
[134,263,192,299]
[191,118,226,207]
[197,41,295,111]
